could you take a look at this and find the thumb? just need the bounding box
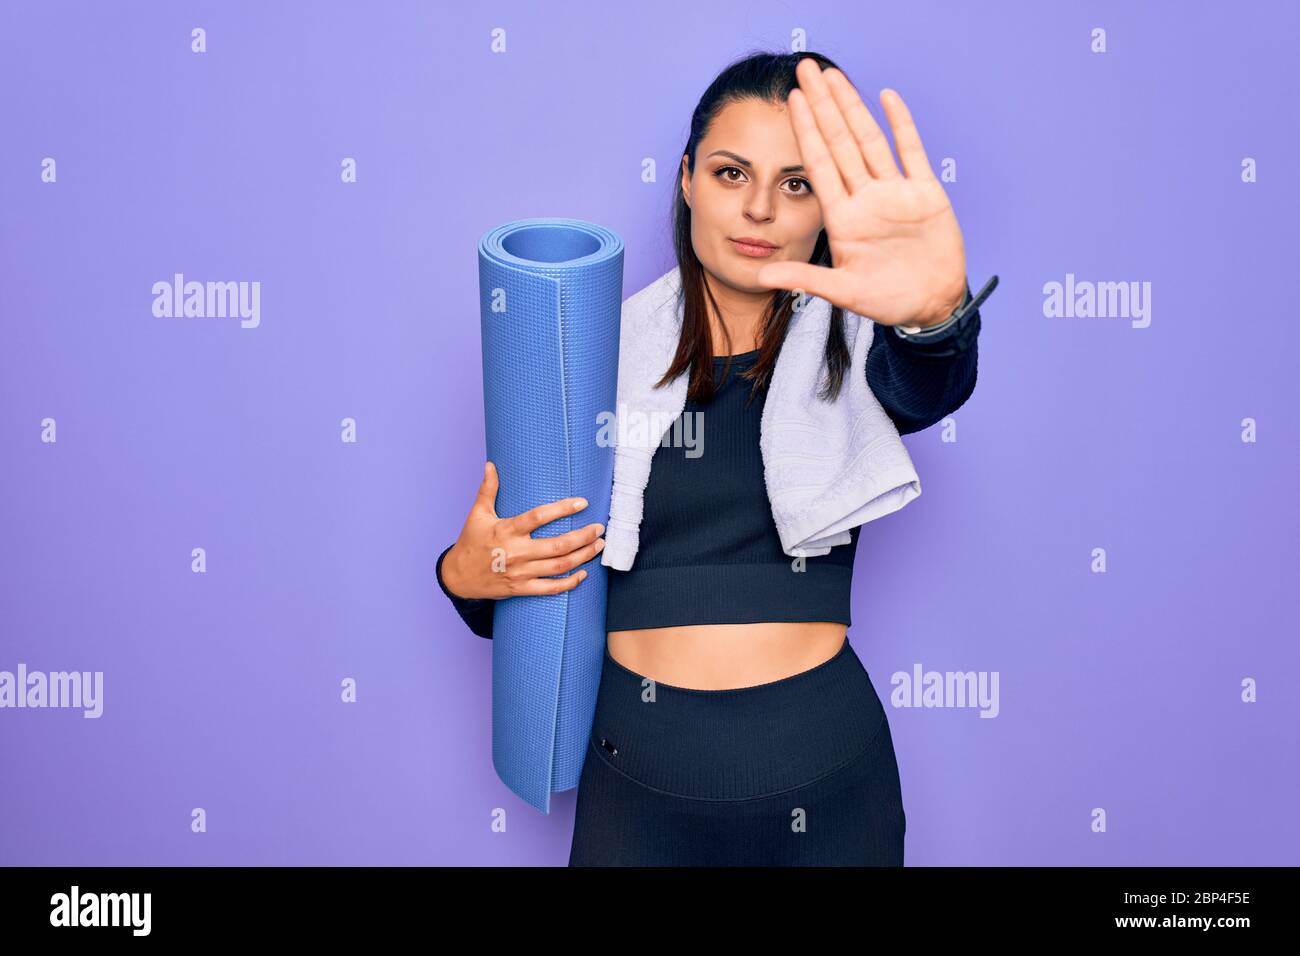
[475,460,500,518]
[754,261,852,312]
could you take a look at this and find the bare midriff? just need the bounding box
[606,622,848,690]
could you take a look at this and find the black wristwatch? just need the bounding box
[895,274,1000,342]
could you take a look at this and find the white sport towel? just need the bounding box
[599,266,922,571]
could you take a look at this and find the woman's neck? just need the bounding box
[702,270,768,354]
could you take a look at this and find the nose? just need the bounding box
[743,191,775,224]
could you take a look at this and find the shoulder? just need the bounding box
[622,266,683,332]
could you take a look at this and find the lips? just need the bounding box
[729,237,779,258]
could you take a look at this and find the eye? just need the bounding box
[712,166,812,195]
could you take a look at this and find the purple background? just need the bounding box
[2,0,1296,866]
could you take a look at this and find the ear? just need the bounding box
[679,154,692,210]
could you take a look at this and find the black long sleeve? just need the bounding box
[437,280,986,639]
[436,542,495,639]
[864,283,981,435]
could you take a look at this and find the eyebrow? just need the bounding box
[705,149,805,174]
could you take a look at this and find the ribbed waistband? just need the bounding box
[605,562,853,631]
[586,635,887,801]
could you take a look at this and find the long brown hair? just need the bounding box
[657,50,853,407]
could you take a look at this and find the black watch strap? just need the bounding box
[895,274,1000,342]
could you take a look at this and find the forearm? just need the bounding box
[865,282,981,435]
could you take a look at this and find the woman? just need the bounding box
[436,51,993,865]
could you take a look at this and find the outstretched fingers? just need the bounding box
[785,75,846,206]
[823,70,903,181]
[793,58,872,193]
[878,88,936,180]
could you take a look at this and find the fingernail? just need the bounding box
[595,539,605,551]
[574,498,587,510]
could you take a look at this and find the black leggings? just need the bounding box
[568,633,906,866]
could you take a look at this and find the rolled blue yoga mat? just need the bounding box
[477,218,624,813]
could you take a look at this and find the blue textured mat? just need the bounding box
[477,218,624,813]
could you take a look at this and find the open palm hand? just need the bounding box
[755,59,968,328]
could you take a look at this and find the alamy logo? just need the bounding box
[49,885,150,936]
[151,273,261,328]
[595,405,704,458]
[0,663,103,718]
[890,663,1000,717]
[1043,272,1150,328]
